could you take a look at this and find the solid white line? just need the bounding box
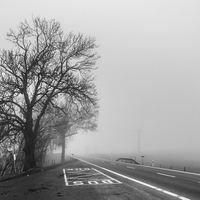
[157,173,175,178]
[127,166,135,169]
[63,169,68,186]
[92,168,121,183]
[77,158,190,200]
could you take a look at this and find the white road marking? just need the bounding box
[92,168,121,183]
[77,158,190,200]
[111,162,116,165]
[63,168,121,186]
[91,156,200,177]
[157,173,175,178]
[63,169,68,186]
[127,166,135,169]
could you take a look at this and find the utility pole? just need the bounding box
[137,130,142,156]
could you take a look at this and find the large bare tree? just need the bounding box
[0,17,99,171]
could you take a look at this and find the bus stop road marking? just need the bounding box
[63,167,121,186]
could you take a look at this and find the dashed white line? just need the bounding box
[157,173,175,178]
[110,162,116,165]
[126,166,135,169]
[77,158,190,200]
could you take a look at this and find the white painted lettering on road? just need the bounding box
[63,168,121,186]
[73,181,84,185]
[88,181,99,185]
[102,180,113,184]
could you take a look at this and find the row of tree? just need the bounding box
[0,17,99,171]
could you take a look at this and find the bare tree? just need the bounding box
[0,17,99,171]
[51,98,98,163]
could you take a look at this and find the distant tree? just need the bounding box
[52,98,98,163]
[0,17,99,171]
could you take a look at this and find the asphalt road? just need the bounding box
[77,156,200,200]
[1,156,200,199]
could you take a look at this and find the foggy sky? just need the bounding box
[1,0,200,158]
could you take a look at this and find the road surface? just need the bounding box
[1,156,200,199]
[76,156,200,200]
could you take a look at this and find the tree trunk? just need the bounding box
[61,133,66,163]
[23,132,37,171]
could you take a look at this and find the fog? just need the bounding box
[1,0,200,171]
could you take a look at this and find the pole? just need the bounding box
[13,143,16,173]
[8,145,16,173]
[137,130,141,156]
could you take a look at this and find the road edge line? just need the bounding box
[92,168,122,184]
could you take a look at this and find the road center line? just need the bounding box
[157,173,175,178]
[126,166,135,169]
[77,158,190,200]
